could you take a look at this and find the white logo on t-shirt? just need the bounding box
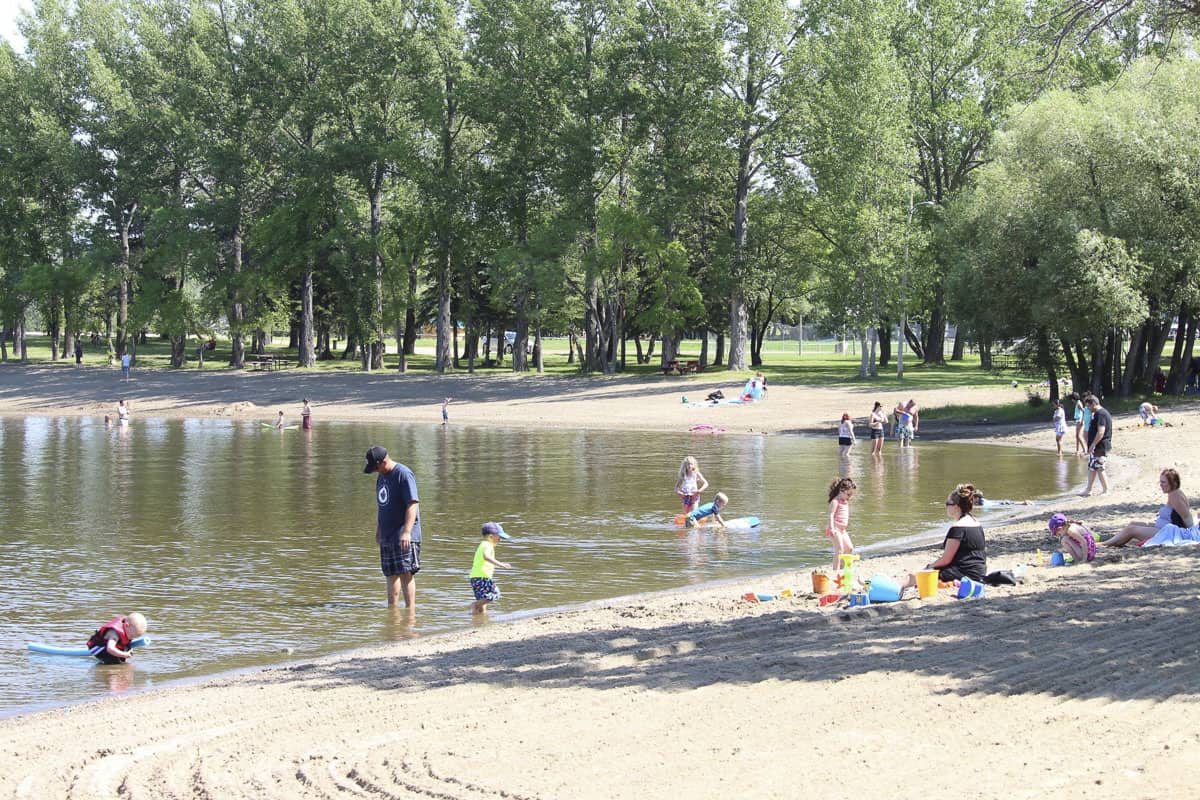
[378,485,389,505]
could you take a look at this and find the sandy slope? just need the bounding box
[0,361,1025,433]
[1,364,1198,799]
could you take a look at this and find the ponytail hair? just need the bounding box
[948,483,976,514]
[828,477,857,502]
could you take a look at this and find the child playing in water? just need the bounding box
[1048,512,1096,563]
[675,456,709,514]
[442,397,451,424]
[686,492,728,528]
[826,477,856,570]
[470,522,512,614]
[275,410,286,430]
[1052,399,1067,455]
[86,612,148,664]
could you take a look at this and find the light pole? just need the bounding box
[899,196,937,380]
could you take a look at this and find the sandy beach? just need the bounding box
[1,364,1198,799]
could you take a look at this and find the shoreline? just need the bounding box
[2,367,1198,798]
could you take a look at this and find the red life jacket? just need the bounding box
[87,617,132,653]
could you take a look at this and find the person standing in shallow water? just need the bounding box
[364,446,422,608]
[301,399,312,431]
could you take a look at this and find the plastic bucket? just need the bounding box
[811,572,832,595]
[916,570,939,599]
[1049,551,1066,566]
[867,574,902,603]
[956,578,985,599]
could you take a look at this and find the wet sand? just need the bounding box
[1,364,1198,798]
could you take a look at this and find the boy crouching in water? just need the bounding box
[470,522,512,614]
[87,612,148,664]
[686,492,729,528]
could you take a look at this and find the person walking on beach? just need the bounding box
[1082,395,1112,496]
[1075,393,1092,456]
[364,445,422,608]
[120,352,131,381]
[868,402,886,455]
[74,340,83,364]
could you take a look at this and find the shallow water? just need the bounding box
[0,417,1083,714]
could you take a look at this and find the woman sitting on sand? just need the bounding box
[1103,468,1194,548]
[904,484,986,589]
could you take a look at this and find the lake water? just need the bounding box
[0,416,1083,714]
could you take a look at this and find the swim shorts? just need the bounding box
[1088,454,1106,472]
[380,541,421,575]
[471,577,500,601]
[681,493,700,509]
[898,424,913,441]
[838,437,853,446]
[869,429,883,440]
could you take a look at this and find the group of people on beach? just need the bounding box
[836,399,920,457]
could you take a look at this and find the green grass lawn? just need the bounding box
[7,333,1036,384]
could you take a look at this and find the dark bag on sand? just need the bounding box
[983,570,1018,586]
[706,390,725,402]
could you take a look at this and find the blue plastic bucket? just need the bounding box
[867,574,902,602]
[956,578,985,599]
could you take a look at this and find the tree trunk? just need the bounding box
[878,322,891,368]
[700,329,709,367]
[1121,324,1145,397]
[1166,310,1196,394]
[299,269,315,367]
[367,163,385,371]
[924,284,946,364]
[227,222,245,369]
[170,335,186,368]
[15,317,26,361]
[116,207,135,355]
[434,73,456,373]
[403,249,418,356]
[950,326,965,361]
[714,332,725,367]
[904,321,925,361]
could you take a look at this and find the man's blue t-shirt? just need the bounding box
[377,463,421,544]
[688,501,719,522]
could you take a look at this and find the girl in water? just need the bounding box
[826,477,857,570]
[675,456,709,515]
[837,413,856,457]
[868,402,887,455]
[1052,399,1067,455]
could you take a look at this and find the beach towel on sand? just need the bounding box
[1143,524,1200,547]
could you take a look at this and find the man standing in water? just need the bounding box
[1082,395,1113,496]
[364,446,422,607]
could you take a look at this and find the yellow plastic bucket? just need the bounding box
[916,570,939,599]
[811,572,832,595]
